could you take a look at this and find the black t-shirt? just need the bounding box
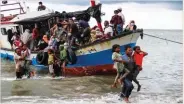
[38,40,48,50]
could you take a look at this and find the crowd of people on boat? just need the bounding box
[6,2,147,103]
[111,45,148,103]
[9,3,138,79]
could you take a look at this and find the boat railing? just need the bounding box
[1,1,25,22]
[0,2,25,13]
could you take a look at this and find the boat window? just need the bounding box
[1,28,7,35]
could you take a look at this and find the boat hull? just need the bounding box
[0,31,141,76]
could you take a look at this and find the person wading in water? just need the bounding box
[120,45,135,103]
[132,46,148,91]
[14,48,24,79]
[111,44,130,88]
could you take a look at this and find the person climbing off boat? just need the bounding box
[14,48,24,79]
[59,43,68,76]
[48,49,55,77]
[21,44,31,78]
[111,44,130,88]
[132,46,148,91]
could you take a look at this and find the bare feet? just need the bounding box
[123,97,130,103]
[111,83,117,88]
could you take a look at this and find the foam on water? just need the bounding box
[1,76,65,81]
[1,31,182,103]
[1,93,182,104]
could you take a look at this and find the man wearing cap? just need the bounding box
[117,7,125,30]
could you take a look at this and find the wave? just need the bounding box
[1,93,182,104]
[2,1,182,29]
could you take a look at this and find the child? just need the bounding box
[59,43,68,76]
[111,44,130,88]
[48,49,55,77]
[133,46,148,91]
[53,60,62,77]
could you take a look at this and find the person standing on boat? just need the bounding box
[117,7,125,30]
[110,10,123,35]
[7,29,14,49]
[38,2,46,11]
[120,45,135,103]
[31,24,39,51]
[14,48,24,79]
[132,46,148,91]
[125,20,137,32]
[21,29,32,49]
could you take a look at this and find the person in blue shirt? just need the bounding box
[120,45,135,103]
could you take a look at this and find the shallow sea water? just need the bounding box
[1,30,183,104]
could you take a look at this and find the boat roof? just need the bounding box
[14,12,57,24]
[11,10,54,23]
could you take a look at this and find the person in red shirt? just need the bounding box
[31,24,40,50]
[133,46,148,92]
[110,10,123,35]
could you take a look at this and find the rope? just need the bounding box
[143,33,183,45]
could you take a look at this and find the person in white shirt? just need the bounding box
[21,44,32,78]
[21,29,32,48]
[14,48,24,79]
[104,20,114,37]
[117,7,125,30]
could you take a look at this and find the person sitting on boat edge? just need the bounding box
[104,20,114,38]
[111,44,130,88]
[90,30,97,42]
[125,20,137,32]
[38,1,46,11]
[132,46,148,92]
